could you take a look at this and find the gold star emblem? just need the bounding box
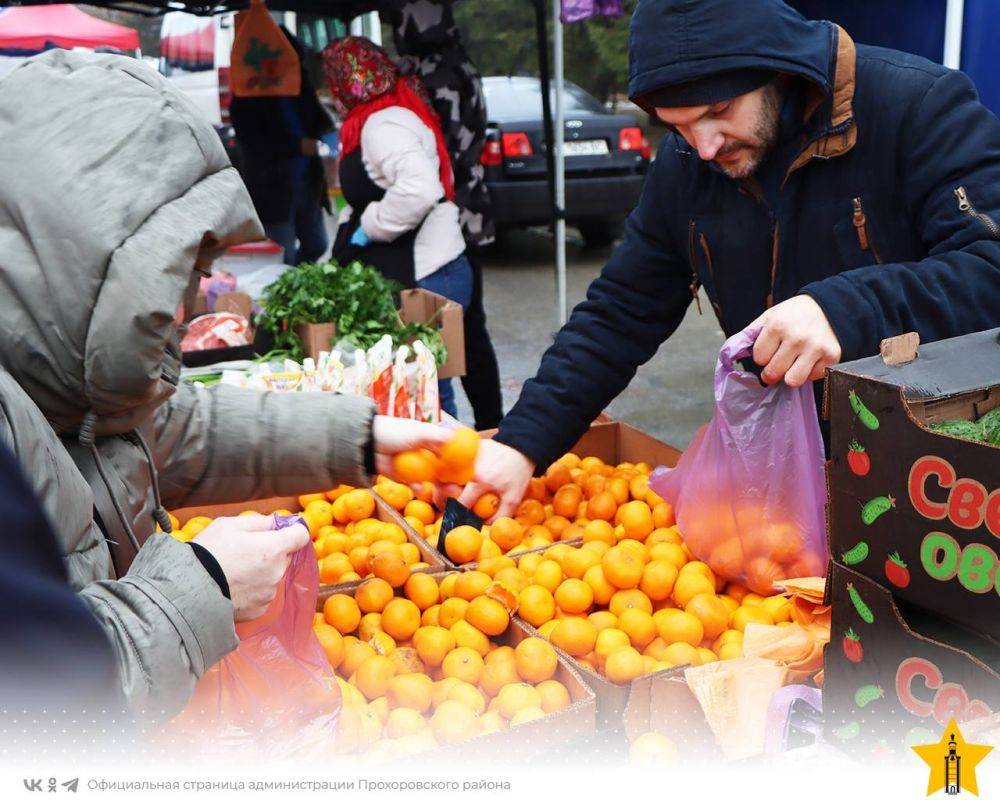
[912,719,993,796]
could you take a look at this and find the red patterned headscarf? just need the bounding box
[323,36,454,200]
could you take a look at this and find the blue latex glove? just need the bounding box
[350,227,370,247]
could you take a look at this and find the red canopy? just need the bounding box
[0,5,139,52]
[161,17,214,70]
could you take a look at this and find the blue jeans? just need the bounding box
[417,254,473,419]
[265,175,329,266]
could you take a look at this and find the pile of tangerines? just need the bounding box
[169,486,441,587]
[380,445,802,684]
[170,428,816,762]
[313,570,573,760]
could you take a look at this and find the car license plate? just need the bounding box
[563,139,609,156]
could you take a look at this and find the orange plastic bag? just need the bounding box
[166,544,340,760]
[231,0,301,98]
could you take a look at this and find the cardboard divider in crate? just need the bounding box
[824,562,1000,760]
[171,490,450,594]
[315,572,597,761]
[457,538,584,573]
[516,612,719,754]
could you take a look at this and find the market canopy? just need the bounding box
[160,13,213,70]
[0,4,139,51]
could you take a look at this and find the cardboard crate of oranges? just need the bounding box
[313,572,596,763]
[168,486,449,592]
[384,422,811,731]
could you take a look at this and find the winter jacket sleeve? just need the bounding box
[493,147,695,473]
[76,534,237,719]
[801,69,1000,362]
[151,382,375,510]
[0,377,237,720]
[359,108,444,242]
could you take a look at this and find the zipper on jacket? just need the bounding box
[686,219,703,315]
[697,232,725,327]
[766,222,780,308]
[852,197,883,263]
[955,186,1000,240]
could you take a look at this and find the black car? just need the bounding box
[481,76,650,247]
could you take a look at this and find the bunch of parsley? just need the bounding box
[256,260,446,364]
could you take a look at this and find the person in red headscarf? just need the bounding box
[323,36,472,419]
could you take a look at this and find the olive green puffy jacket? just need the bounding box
[0,50,374,718]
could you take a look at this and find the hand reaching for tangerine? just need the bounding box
[389,425,481,490]
[458,439,535,522]
[372,416,455,481]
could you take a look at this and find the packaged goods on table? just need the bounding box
[211,334,441,422]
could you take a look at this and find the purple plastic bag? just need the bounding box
[561,0,624,23]
[648,327,828,595]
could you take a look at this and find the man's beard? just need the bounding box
[716,82,783,179]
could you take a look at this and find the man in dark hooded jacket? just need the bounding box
[461,0,1000,516]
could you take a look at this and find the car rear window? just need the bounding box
[483,79,607,120]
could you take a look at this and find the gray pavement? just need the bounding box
[452,226,724,450]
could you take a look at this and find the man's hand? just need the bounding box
[750,295,842,387]
[194,514,310,622]
[458,439,535,521]
[300,138,320,156]
[372,416,454,480]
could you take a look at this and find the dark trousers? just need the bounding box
[460,246,504,429]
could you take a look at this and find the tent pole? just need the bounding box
[533,0,561,327]
[553,0,567,325]
[943,0,965,69]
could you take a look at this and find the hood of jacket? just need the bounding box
[629,0,847,122]
[0,50,263,436]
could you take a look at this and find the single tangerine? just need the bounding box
[439,427,479,469]
[602,546,643,589]
[465,596,511,636]
[513,638,558,683]
[550,618,597,657]
[381,598,421,642]
[443,525,483,564]
[554,578,594,614]
[393,450,437,484]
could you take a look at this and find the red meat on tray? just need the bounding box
[181,312,252,352]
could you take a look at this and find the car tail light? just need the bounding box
[502,132,533,158]
[619,126,650,159]
[218,66,232,124]
[481,138,502,167]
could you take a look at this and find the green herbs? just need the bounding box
[256,260,445,364]
[930,419,986,442]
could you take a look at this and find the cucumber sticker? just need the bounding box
[842,541,870,565]
[854,684,884,708]
[847,583,874,623]
[861,494,895,525]
[833,721,861,741]
[849,390,880,430]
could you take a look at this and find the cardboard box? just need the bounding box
[478,420,683,470]
[570,421,683,469]
[824,328,1000,644]
[623,667,726,758]
[823,562,1000,758]
[399,288,465,379]
[295,322,337,361]
[317,576,597,761]
[170,491,449,593]
[295,288,465,378]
